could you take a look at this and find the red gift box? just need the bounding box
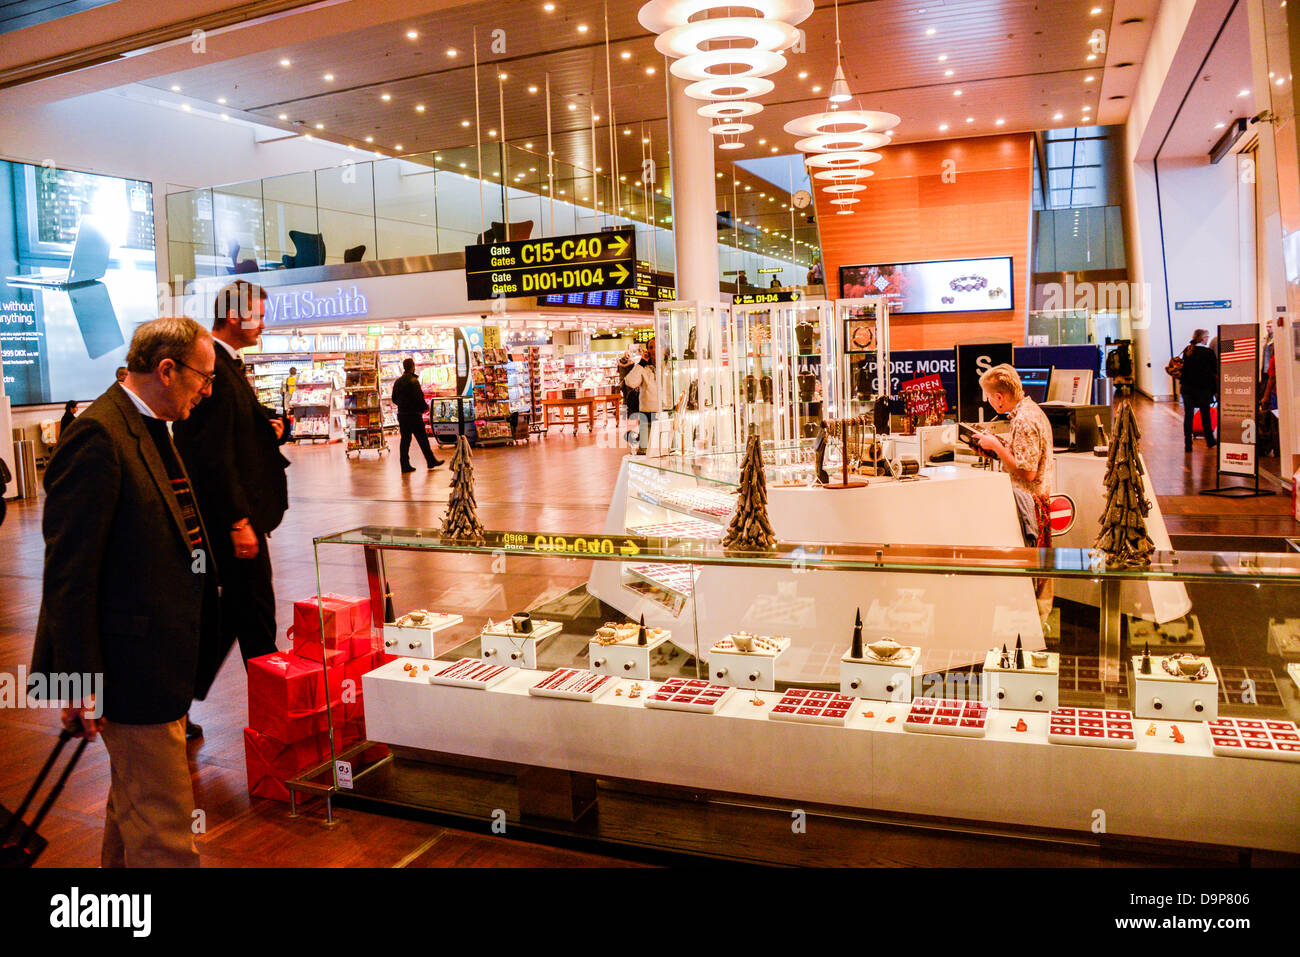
[346,630,379,661]
[248,651,344,732]
[291,594,373,662]
[243,727,331,803]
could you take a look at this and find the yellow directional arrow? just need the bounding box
[608,234,630,257]
[620,539,640,556]
[609,263,629,285]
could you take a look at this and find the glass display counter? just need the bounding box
[300,524,1300,862]
[653,300,732,452]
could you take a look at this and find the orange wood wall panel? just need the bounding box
[817,133,1033,351]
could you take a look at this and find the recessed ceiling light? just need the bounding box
[620,175,627,181]
[446,48,458,58]
[645,66,656,75]
[811,84,822,93]
[1053,112,1064,120]
[1090,6,1102,14]
[1084,75,1095,83]
[966,116,974,123]
[1083,104,1092,111]
[181,103,191,111]
[395,144,403,150]
[278,113,288,120]
[525,142,533,148]
[315,122,324,129]
[416,104,425,112]
[642,137,650,144]
[543,1,555,10]
[461,119,471,126]
[1215,122,1226,129]
[944,69,954,77]
[798,71,808,79]
[1239,88,1250,96]
[621,50,631,60]
[577,23,588,33]
[381,93,391,101]
[171,84,181,92]
[758,139,766,145]
[995,118,1005,125]
[1087,54,1097,62]
[1277,76,1286,85]
[323,73,334,81]
[568,102,577,111]
[939,123,949,131]
[770,146,778,153]
[498,72,508,81]
[925,27,936,35]
[528,85,538,94]
[365,136,374,143]
[488,129,497,137]
[217,97,226,104]
[953,89,962,96]
[460,162,468,168]
[938,54,947,61]
[407,29,419,39]
[280,58,291,67]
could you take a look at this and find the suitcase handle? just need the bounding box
[0,729,89,859]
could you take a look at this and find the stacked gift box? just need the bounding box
[243,593,388,802]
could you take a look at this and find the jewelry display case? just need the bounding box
[300,526,1300,861]
[728,300,838,445]
[836,296,891,419]
[653,301,733,452]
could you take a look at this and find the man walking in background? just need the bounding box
[174,281,290,724]
[392,356,442,473]
[32,317,218,866]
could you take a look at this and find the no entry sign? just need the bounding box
[1049,493,1076,535]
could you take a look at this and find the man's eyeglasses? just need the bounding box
[176,360,216,386]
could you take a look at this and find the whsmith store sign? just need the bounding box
[265,285,369,323]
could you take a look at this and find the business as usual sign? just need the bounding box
[1216,323,1259,478]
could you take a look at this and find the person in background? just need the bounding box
[115,367,128,384]
[59,400,78,438]
[623,338,661,455]
[392,357,443,473]
[31,317,219,866]
[173,281,291,737]
[282,366,298,413]
[1179,329,1218,452]
[1260,343,1279,458]
[737,270,750,293]
[617,347,640,448]
[807,259,824,285]
[769,275,781,289]
[975,364,1055,621]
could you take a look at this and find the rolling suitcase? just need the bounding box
[0,729,89,867]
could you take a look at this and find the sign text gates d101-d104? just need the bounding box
[464,229,636,300]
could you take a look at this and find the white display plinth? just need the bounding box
[1130,656,1219,721]
[479,619,562,670]
[980,649,1060,712]
[383,612,463,659]
[363,659,1300,853]
[840,647,921,701]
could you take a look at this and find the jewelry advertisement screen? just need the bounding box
[839,256,1013,314]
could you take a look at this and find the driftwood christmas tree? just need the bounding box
[722,432,778,551]
[1096,403,1154,566]
[441,435,485,543]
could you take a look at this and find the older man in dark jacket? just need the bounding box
[392,356,442,473]
[31,316,219,866]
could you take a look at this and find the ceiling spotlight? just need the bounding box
[528,85,539,94]
[365,135,374,142]
[965,116,974,123]
[944,69,953,77]
[278,113,288,120]
[323,73,334,81]
[525,142,533,148]
[395,144,403,150]
[568,102,577,111]
[446,48,458,58]
[498,72,508,81]
[953,89,962,96]
[1083,104,1092,111]
[488,129,497,137]
[181,103,191,111]
[1053,112,1064,120]
[925,27,936,35]
[642,136,650,144]
[1084,75,1095,83]
[621,50,632,60]
[407,29,419,39]
[995,118,1005,125]
[315,122,324,129]
[416,104,425,112]
[381,93,391,101]
[280,58,291,67]
[939,123,948,131]
[771,146,779,152]
[623,128,632,135]
[1239,88,1250,96]
[461,119,471,126]
[645,66,656,75]
[171,84,181,92]
[1090,6,1102,13]
[217,97,227,104]
[811,85,822,93]
[577,23,588,33]
[798,71,809,80]
[543,1,555,10]
[1215,122,1226,129]
[938,54,948,62]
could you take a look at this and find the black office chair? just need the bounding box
[282,230,326,269]
[343,244,366,263]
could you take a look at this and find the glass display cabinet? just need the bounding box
[728,300,837,444]
[836,296,891,419]
[296,524,1300,864]
[653,300,733,452]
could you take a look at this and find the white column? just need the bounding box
[666,75,719,301]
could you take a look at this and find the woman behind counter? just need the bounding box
[974,363,1055,620]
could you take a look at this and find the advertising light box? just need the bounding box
[840,256,1014,315]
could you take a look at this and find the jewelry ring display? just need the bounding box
[1161,653,1208,681]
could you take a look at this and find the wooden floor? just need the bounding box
[0,396,1294,868]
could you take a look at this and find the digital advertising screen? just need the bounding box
[839,256,1014,315]
[0,161,158,406]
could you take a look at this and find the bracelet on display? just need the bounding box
[948,275,989,293]
[1161,653,1208,681]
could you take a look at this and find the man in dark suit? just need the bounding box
[32,316,218,866]
[173,281,290,698]
[392,356,443,473]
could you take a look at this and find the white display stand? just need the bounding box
[1130,655,1220,721]
[980,649,1060,712]
[363,659,1300,853]
[840,646,921,701]
[708,642,787,691]
[591,457,1047,684]
[480,618,561,670]
[383,612,463,659]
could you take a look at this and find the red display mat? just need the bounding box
[902,697,988,737]
[769,688,860,727]
[1207,717,1300,762]
[644,677,734,714]
[1047,707,1137,750]
[427,657,512,690]
[528,668,618,701]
